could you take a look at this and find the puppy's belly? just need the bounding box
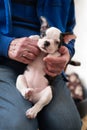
[24,70,49,93]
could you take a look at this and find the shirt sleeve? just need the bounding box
[0,0,14,57]
[0,33,15,57]
[64,0,76,58]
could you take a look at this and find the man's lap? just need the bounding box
[0,65,38,130]
[0,64,82,130]
[38,75,82,130]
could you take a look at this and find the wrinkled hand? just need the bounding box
[43,46,70,77]
[8,37,40,64]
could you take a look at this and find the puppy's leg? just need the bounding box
[26,86,52,119]
[16,74,33,99]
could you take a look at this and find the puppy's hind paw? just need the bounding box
[26,108,37,119]
[24,88,34,100]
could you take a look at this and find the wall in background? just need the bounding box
[66,0,87,87]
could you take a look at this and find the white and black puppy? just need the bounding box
[16,16,76,119]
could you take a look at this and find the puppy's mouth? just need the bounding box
[40,46,55,54]
[40,46,48,53]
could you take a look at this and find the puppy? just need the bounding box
[16,16,76,119]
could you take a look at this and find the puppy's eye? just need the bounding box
[55,41,59,45]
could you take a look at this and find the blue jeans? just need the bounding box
[0,58,82,130]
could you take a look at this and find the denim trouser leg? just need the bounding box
[38,76,82,130]
[0,60,82,130]
[0,65,38,130]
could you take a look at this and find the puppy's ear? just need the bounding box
[60,32,76,44]
[58,33,64,48]
[40,16,49,38]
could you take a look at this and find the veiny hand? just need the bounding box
[8,37,40,64]
[43,46,70,77]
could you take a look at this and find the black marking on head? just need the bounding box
[58,33,64,48]
[40,16,49,38]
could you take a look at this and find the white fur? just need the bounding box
[16,27,61,119]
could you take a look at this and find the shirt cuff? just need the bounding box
[63,39,75,58]
[0,33,15,57]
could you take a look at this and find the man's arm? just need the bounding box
[64,0,76,58]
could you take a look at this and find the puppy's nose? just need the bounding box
[44,41,50,47]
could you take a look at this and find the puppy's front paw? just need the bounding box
[26,107,37,119]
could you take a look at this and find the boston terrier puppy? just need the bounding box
[16,16,76,119]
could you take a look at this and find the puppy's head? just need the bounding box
[38,26,61,54]
[38,16,76,54]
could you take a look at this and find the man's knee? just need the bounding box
[0,108,38,130]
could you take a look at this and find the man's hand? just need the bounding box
[43,46,70,77]
[8,37,40,64]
